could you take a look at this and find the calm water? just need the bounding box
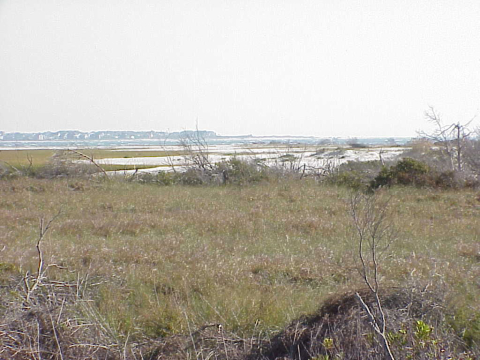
[0,136,412,150]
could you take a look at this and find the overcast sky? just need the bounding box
[0,0,479,137]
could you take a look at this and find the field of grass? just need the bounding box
[1,175,479,349]
[0,149,184,169]
[0,149,56,167]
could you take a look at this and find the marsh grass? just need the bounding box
[0,149,55,167]
[0,149,185,165]
[1,177,480,357]
[0,149,184,177]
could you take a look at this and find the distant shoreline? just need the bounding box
[0,136,413,151]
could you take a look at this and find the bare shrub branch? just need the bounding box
[350,192,396,360]
[24,211,62,304]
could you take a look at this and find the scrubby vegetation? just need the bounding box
[369,157,464,190]
[1,137,480,358]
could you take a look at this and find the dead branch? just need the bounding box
[24,211,62,304]
[67,149,109,178]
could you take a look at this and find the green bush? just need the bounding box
[178,168,207,185]
[370,166,395,188]
[136,171,178,185]
[325,160,385,191]
[132,159,277,186]
[394,157,430,185]
[369,158,468,190]
[329,170,365,190]
[216,158,268,185]
[370,158,431,189]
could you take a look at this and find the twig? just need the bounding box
[24,211,62,304]
[49,311,64,360]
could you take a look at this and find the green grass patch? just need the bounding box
[0,149,56,167]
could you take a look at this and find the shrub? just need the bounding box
[393,157,430,185]
[370,158,431,189]
[130,158,291,187]
[136,171,178,185]
[325,161,385,190]
[36,151,97,179]
[370,166,395,188]
[216,158,268,185]
[178,168,208,185]
[0,161,40,178]
[330,170,365,190]
[0,162,14,178]
[369,158,472,190]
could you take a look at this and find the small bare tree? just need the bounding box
[179,125,215,173]
[350,192,397,360]
[418,106,475,172]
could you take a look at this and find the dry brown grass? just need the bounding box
[1,177,480,358]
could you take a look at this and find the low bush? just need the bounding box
[135,158,273,186]
[0,162,15,178]
[217,158,269,185]
[136,171,179,186]
[324,157,478,191]
[325,160,385,190]
[329,170,365,190]
[370,158,430,189]
[0,161,40,178]
[369,158,472,190]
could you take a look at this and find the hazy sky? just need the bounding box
[1,0,479,137]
